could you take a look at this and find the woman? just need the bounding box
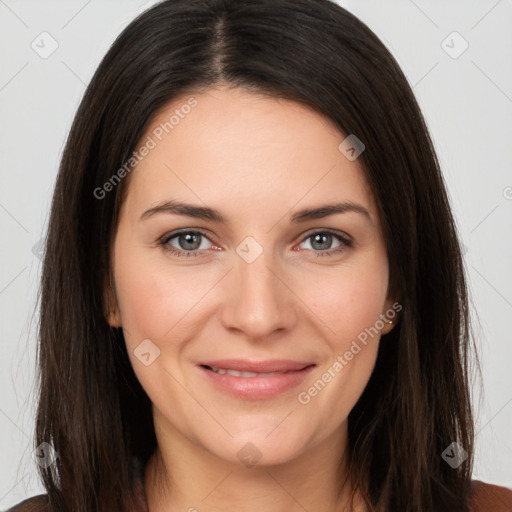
[7,0,512,511]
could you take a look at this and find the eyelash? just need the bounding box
[158,228,353,258]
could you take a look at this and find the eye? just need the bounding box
[158,228,352,259]
[159,229,216,258]
[297,230,352,257]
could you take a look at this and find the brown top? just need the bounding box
[5,459,512,511]
[466,480,512,512]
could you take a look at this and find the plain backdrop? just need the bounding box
[0,0,511,508]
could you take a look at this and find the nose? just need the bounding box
[220,246,298,341]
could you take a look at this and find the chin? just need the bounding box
[203,428,314,469]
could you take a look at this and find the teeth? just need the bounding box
[209,367,281,377]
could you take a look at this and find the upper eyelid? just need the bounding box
[304,228,351,240]
[161,228,215,244]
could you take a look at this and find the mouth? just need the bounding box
[197,359,316,399]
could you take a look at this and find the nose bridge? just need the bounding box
[220,239,295,338]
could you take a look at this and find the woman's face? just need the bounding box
[107,86,397,466]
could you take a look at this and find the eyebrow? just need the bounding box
[140,199,372,224]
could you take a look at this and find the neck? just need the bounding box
[144,416,368,512]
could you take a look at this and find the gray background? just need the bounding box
[1,0,511,507]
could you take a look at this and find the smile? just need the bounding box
[198,360,316,399]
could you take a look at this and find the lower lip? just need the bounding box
[198,365,315,400]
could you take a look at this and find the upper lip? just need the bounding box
[198,359,315,373]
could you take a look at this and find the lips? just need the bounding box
[197,359,316,399]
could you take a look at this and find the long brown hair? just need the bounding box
[34,0,478,510]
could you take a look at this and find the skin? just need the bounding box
[105,85,398,512]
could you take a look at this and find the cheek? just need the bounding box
[301,260,389,345]
[295,256,388,417]
[112,245,214,346]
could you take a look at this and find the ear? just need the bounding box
[103,274,122,328]
[380,295,402,335]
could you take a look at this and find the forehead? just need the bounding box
[122,86,377,224]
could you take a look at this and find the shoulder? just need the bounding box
[4,494,49,511]
[467,480,512,511]
[4,457,148,512]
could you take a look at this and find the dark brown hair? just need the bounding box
[33,0,478,510]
